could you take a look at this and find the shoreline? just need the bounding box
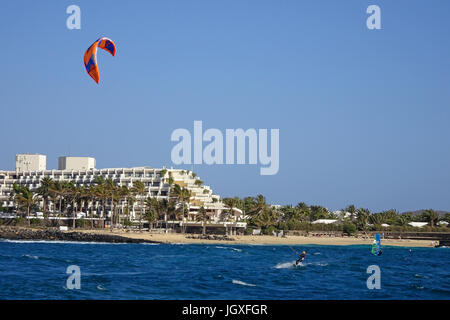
[76,229,436,248]
[0,227,438,248]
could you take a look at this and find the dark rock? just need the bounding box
[0,226,160,244]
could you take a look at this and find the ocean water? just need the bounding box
[0,240,448,300]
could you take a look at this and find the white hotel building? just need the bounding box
[0,154,246,233]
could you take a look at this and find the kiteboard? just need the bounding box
[293,258,304,267]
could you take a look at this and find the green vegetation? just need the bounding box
[222,195,449,233]
[194,179,203,187]
[76,219,89,228]
[343,222,357,235]
[14,217,26,226]
[10,184,40,225]
[2,176,449,235]
[30,218,42,226]
[2,178,194,231]
[196,206,208,235]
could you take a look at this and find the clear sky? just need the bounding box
[0,1,449,212]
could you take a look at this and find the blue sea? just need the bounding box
[0,240,448,300]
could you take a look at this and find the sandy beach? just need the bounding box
[77,229,435,247]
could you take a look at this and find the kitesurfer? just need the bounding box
[295,250,306,266]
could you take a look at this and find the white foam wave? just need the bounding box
[232,279,256,287]
[84,271,145,276]
[24,254,39,259]
[215,246,242,252]
[2,239,128,245]
[275,261,297,269]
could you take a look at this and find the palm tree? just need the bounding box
[170,183,182,202]
[124,188,136,226]
[369,213,385,227]
[180,188,192,232]
[245,195,282,234]
[356,208,370,231]
[247,195,268,225]
[345,205,357,223]
[165,199,177,233]
[36,177,53,216]
[49,186,58,214]
[196,206,208,235]
[381,209,399,225]
[194,179,203,187]
[93,176,105,186]
[10,184,40,225]
[48,181,72,223]
[61,181,75,218]
[132,181,146,231]
[252,207,279,232]
[118,185,131,227]
[99,178,116,228]
[174,202,185,227]
[222,197,241,228]
[157,198,170,230]
[241,197,256,215]
[144,208,157,231]
[70,185,83,228]
[145,197,161,231]
[170,186,191,233]
[167,172,174,186]
[310,205,328,222]
[50,181,64,215]
[94,183,109,225]
[398,214,410,226]
[110,185,120,229]
[422,209,439,227]
[295,202,310,222]
[85,185,97,228]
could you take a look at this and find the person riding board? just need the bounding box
[295,250,306,266]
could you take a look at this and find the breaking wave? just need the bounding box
[232,279,256,287]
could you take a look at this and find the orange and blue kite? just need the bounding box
[83,37,116,83]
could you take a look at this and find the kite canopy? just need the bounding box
[83,37,116,83]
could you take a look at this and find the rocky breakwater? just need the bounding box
[0,226,160,244]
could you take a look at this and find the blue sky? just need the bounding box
[0,1,449,212]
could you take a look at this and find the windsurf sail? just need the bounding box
[371,234,381,255]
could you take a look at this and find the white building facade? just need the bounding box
[15,154,46,172]
[0,155,246,231]
[58,156,96,171]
